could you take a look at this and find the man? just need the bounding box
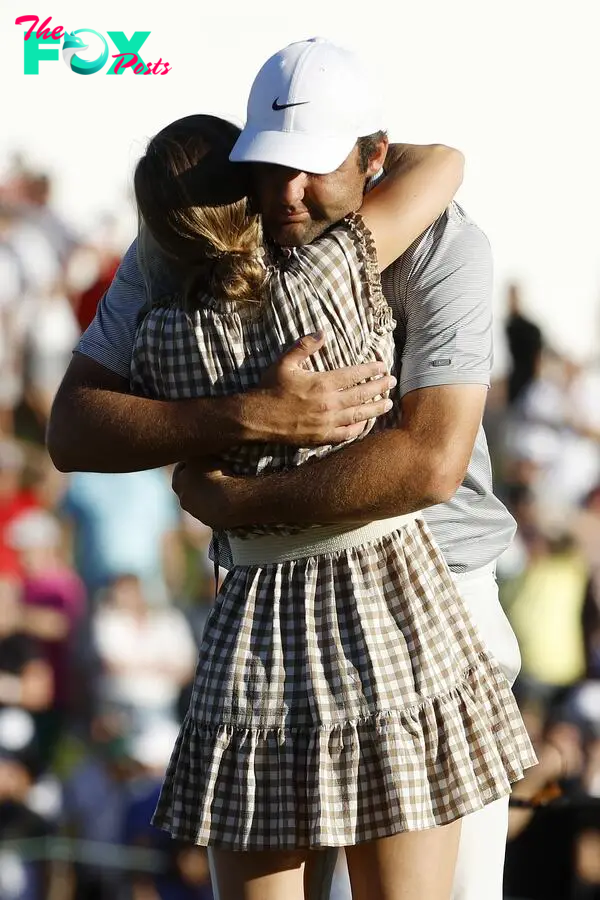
[47,37,522,900]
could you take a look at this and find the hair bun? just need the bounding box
[207,251,267,305]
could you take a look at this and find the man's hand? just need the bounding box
[173,383,488,531]
[240,331,395,446]
[172,460,247,530]
[48,336,394,473]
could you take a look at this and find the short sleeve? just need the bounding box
[398,209,494,397]
[76,232,179,379]
[76,240,145,378]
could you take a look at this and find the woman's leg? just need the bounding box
[345,820,462,900]
[210,848,310,900]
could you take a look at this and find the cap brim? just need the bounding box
[229,128,356,175]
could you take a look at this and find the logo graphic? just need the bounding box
[62,30,108,75]
[272,98,310,111]
[15,15,171,75]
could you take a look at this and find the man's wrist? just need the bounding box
[221,470,285,530]
[223,478,260,528]
[233,390,275,444]
[181,392,257,451]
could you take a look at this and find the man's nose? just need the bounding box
[278,170,308,207]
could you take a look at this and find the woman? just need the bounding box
[130,114,536,900]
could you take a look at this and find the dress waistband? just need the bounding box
[227,512,422,566]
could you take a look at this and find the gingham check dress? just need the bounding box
[130,214,536,850]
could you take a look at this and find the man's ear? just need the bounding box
[365,136,389,176]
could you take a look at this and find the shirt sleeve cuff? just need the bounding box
[75,341,131,380]
[400,371,491,397]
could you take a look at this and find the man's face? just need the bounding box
[253,144,376,247]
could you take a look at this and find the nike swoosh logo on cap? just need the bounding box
[272,98,310,111]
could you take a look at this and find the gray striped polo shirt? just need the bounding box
[380,201,516,572]
[77,203,516,574]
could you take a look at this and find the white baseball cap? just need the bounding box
[230,37,385,175]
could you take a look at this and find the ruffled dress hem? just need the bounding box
[151,650,537,850]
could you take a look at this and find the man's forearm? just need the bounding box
[47,384,250,473]
[232,428,455,527]
[48,344,395,474]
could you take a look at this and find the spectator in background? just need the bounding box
[558,360,600,508]
[0,575,53,720]
[121,720,213,900]
[69,216,122,333]
[507,527,589,707]
[582,576,600,680]
[59,468,184,604]
[0,201,79,443]
[92,574,197,731]
[571,485,600,679]
[0,707,55,900]
[1,158,79,267]
[0,232,25,436]
[178,516,219,613]
[16,171,79,268]
[504,354,600,514]
[504,688,600,900]
[505,282,543,406]
[502,351,567,499]
[0,203,61,304]
[72,252,121,333]
[22,280,81,429]
[6,509,86,766]
[60,709,141,900]
[0,441,40,579]
[504,702,587,900]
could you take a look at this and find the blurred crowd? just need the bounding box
[0,156,599,900]
[0,158,215,900]
[487,285,600,900]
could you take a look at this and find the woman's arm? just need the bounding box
[360,142,465,271]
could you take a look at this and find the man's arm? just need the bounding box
[47,237,395,473]
[174,383,486,527]
[173,211,494,527]
[47,342,394,473]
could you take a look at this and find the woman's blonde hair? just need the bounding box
[134,115,267,309]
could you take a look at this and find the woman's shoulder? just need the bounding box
[269,213,381,306]
[130,289,265,396]
[275,213,376,280]
[135,291,251,334]
[133,296,194,343]
[132,296,217,376]
[262,212,393,350]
